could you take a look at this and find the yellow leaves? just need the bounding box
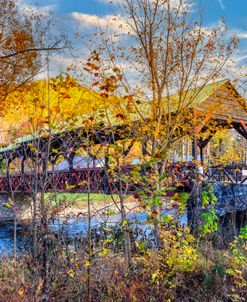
[151,272,159,284]
[18,288,25,297]
[3,197,14,209]
[65,181,76,190]
[1,76,115,139]
[54,106,60,113]
[160,227,198,273]
[51,148,59,154]
[85,260,90,267]
[99,248,110,257]
[28,143,38,154]
[68,269,75,278]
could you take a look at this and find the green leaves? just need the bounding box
[99,248,110,257]
[122,219,128,227]
[201,184,217,209]
[239,225,247,239]
[162,214,174,223]
[179,192,189,203]
[199,184,219,236]
[3,198,14,209]
[199,210,219,235]
[3,203,11,209]
[159,172,167,180]
[149,196,163,207]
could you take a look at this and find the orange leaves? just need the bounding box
[3,36,12,50]
[61,92,71,99]
[54,106,60,114]
[92,81,99,87]
[115,113,125,120]
[83,67,91,73]
[12,31,33,51]
[0,0,42,118]
[86,61,100,71]
[83,50,101,75]
[205,39,216,51]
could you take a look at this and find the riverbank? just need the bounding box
[0,193,173,225]
[0,193,140,225]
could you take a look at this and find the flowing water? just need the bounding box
[0,212,187,256]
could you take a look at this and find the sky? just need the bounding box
[19,0,247,77]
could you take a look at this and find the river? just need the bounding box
[0,211,187,256]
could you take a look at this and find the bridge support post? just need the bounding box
[67,151,75,185]
[40,152,46,184]
[21,157,25,175]
[199,146,204,165]
[20,157,26,191]
[141,140,148,175]
[6,158,11,191]
[193,136,213,165]
[103,155,109,193]
[192,137,199,161]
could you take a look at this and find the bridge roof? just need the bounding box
[191,80,247,123]
[163,79,229,106]
[0,79,246,157]
[159,80,246,121]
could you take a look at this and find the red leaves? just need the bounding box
[100,92,109,98]
[100,85,109,91]
[83,67,91,73]
[61,92,71,99]
[86,62,100,71]
[115,113,125,120]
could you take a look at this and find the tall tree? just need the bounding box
[81,0,240,244]
[0,0,64,116]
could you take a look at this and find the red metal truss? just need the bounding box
[3,162,246,195]
[0,163,196,195]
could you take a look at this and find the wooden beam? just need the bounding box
[233,123,247,140]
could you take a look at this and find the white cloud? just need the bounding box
[217,0,226,10]
[71,0,194,35]
[17,0,55,16]
[226,28,247,39]
[71,12,132,34]
[237,32,247,39]
[94,0,120,3]
[95,0,194,13]
[96,0,192,6]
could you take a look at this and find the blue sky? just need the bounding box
[20,0,247,75]
[203,0,247,28]
[24,0,247,28]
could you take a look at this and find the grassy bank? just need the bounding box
[45,193,119,207]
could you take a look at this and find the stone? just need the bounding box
[0,193,33,224]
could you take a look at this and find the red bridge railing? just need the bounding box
[1,162,245,195]
[0,162,196,194]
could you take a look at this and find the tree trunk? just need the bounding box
[119,192,132,267]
